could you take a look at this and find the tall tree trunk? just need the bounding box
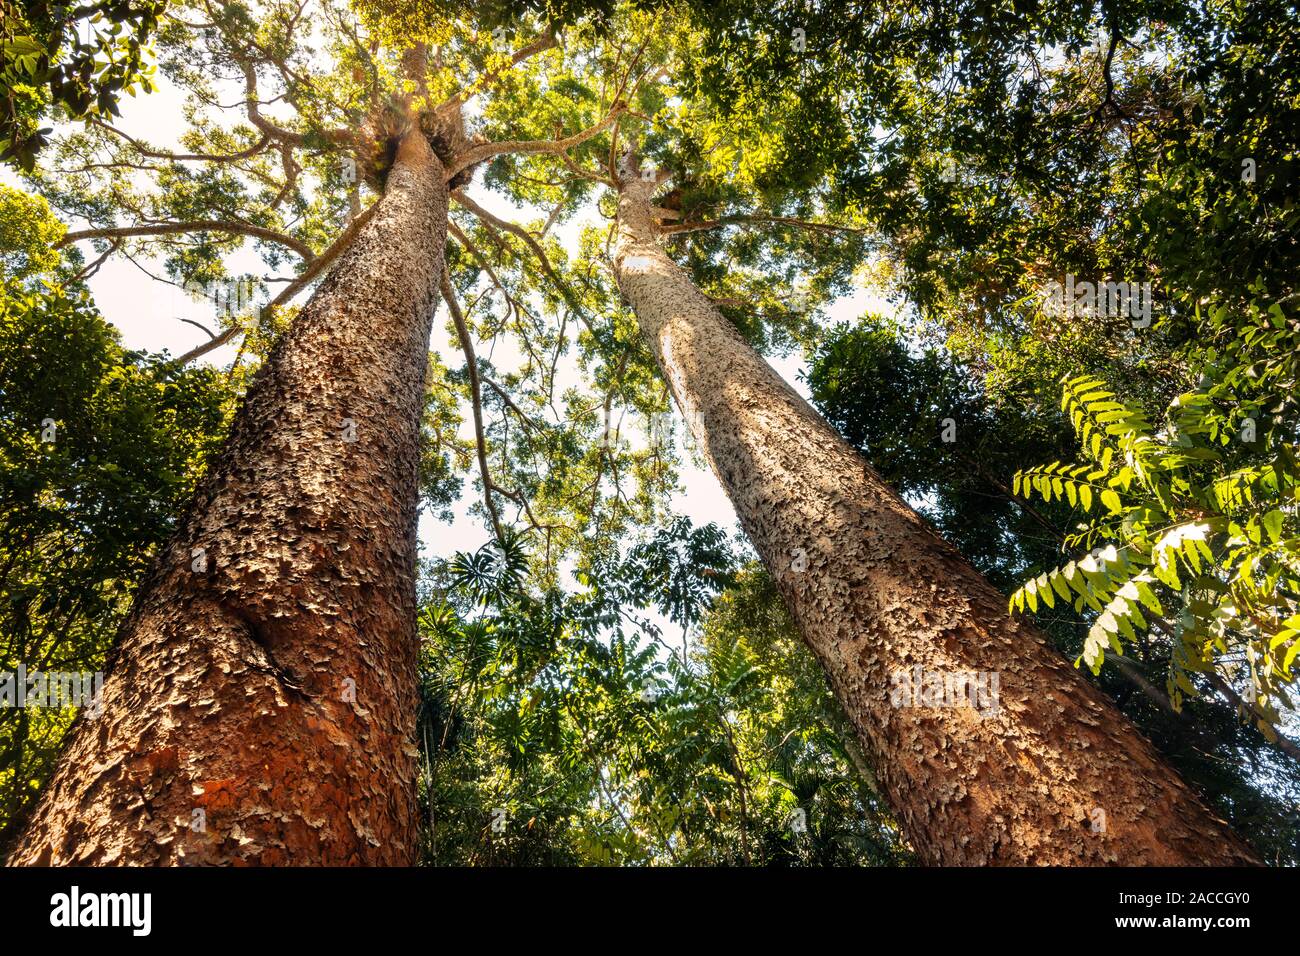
[611,167,1259,865]
[10,130,447,866]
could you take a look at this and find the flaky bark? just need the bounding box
[10,131,447,866]
[611,170,1260,866]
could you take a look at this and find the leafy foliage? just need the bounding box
[806,316,1075,589]
[0,276,232,848]
[1012,298,1300,737]
[0,184,66,279]
[414,526,906,865]
[680,0,1300,329]
[1,0,164,170]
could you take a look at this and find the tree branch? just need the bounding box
[68,237,120,283]
[661,214,867,237]
[90,118,272,163]
[444,103,626,180]
[447,219,515,326]
[171,325,242,368]
[60,220,315,260]
[452,189,581,311]
[442,264,506,545]
[237,58,352,149]
[172,202,378,365]
[444,28,557,109]
[482,375,541,433]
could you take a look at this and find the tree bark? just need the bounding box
[10,130,448,866]
[611,168,1260,865]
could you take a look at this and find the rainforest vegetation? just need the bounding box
[0,0,1297,865]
